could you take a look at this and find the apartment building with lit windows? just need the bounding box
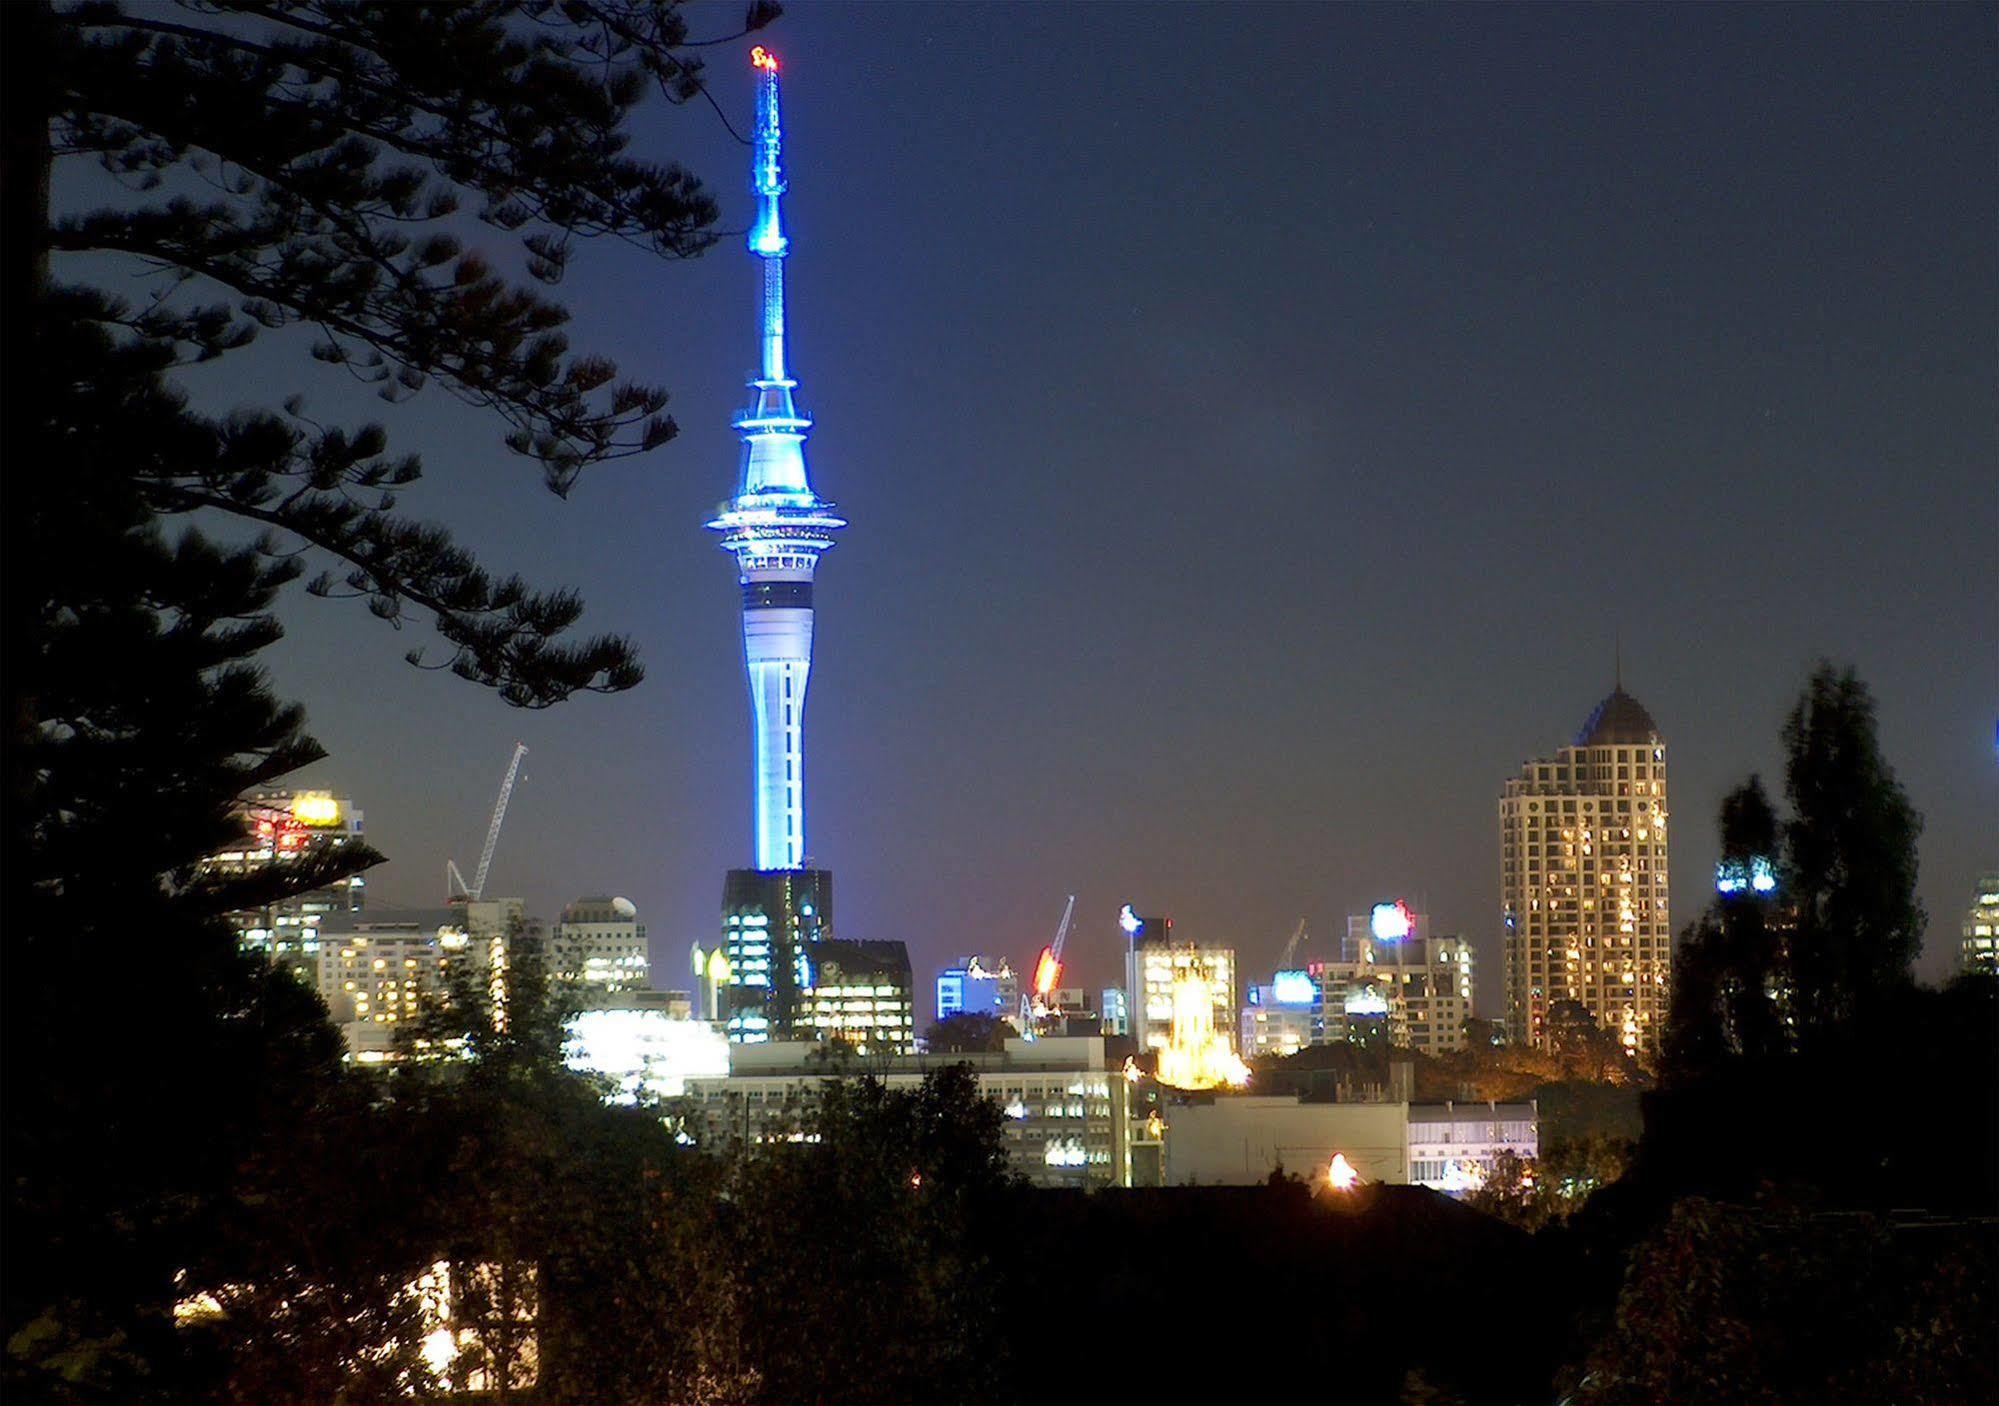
[1501,687,1671,1057]
[315,899,525,1060]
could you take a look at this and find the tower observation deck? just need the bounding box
[708,46,845,873]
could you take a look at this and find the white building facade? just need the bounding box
[680,1037,1145,1188]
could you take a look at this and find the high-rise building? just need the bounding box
[720,867,831,1044]
[1964,873,1999,975]
[708,49,845,1048]
[1135,937,1236,1056]
[935,956,1019,1025]
[553,896,649,992]
[800,939,915,1053]
[200,788,365,984]
[1501,686,1671,1057]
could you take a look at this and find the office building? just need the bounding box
[1501,685,1672,1057]
[553,895,649,992]
[1131,925,1236,1055]
[719,867,831,1043]
[798,938,916,1054]
[681,1036,1145,1187]
[1288,903,1475,1056]
[200,788,365,983]
[1101,986,1129,1037]
[315,899,524,1060]
[1964,873,1999,976]
[935,956,1019,1025]
[1240,974,1315,1058]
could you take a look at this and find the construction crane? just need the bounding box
[1276,918,1309,972]
[1020,894,1078,1038]
[446,742,528,902]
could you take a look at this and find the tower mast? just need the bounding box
[708,47,845,873]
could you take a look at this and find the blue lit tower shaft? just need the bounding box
[708,55,844,872]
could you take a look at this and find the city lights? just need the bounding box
[1370,900,1413,941]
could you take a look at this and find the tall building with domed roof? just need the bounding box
[1500,687,1671,1057]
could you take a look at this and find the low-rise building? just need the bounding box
[1161,1090,1537,1193]
[935,956,1019,1025]
[564,992,728,1104]
[799,939,916,1054]
[680,1037,1145,1188]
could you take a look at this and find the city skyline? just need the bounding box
[192,4,1994,1010]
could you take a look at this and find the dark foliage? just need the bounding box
[1567,1197,1998,1406]
[3,2,777,1397]
[1664,665,1924,1082]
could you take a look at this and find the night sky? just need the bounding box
[144,3,1994,1014]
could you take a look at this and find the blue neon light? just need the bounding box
[1271,970,1316,1006]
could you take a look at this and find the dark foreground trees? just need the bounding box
[1549,663,1999,1404]
[4,2,775,1397]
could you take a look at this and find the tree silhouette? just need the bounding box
[3,3,777,1396]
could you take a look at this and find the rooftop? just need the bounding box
[1575,687,1662,747]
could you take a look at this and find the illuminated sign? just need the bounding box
[1715,857,1777,895]
[290,793,342,827]
[1369,901,1413,941]
[1118,904,1142,937]
[1270,970,1316,1006]
[1344,989,1389,1016]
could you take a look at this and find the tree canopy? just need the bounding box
[3,3,777,1397]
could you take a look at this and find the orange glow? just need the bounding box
[1328,1153,1359,1191]
[1032,946,1060,997]
[750,46,778,72]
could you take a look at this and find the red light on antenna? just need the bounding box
[750,46,778,73]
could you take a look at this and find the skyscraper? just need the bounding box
[710,49,844,1043]
[1501,687,1672,1058]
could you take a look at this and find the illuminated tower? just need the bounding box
[708,45,844,874]
[1500,687,1671,1059]
[711,49,841,1043]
